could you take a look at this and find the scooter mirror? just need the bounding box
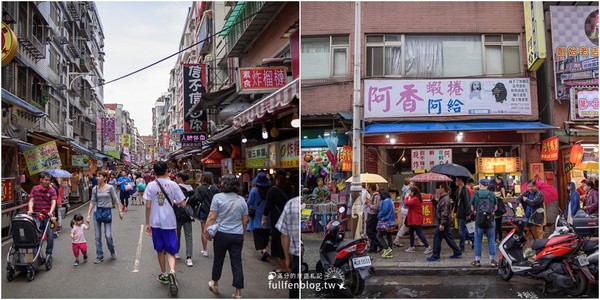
[339,206,346,214]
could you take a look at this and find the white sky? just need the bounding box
[96,1,192,136]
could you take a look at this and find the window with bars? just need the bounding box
[365,34,520,78]
[301,35,349,79]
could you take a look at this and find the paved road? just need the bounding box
[1,204,288,298]
[301,274,599,298]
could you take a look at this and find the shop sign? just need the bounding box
[342,146,352,172]
[162,131,170,151]
[529,163,545,183]
[570,88,599,121]
[279,138,299,169]
[411,149,452,171]
[102,117,116,151]
[24,141,62,175]
[269,143,278,169]
[108,150,120,159]
[238,67,287,94]
[170,128,184,142]
[2,22,18,67]
[96,114,102,152]
[422,201,434,225]
[524,2,546,71]
[72,155,90,167]
[1,179,13,202]
[364,78,532,118]
[550,6,599,100]
[365,148,378,174]
[180,132,208,148]
[246,144,269,169]
[221,158,232,175]
[233,159,246,173]
[121,134,131,148]
[183,63,207,132]
[541,136,559,161]
[476,157,522,174]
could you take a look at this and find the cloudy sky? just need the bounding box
[96,1,192,136]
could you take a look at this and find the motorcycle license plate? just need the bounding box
[352,256,372,268]
[577,255,590,266]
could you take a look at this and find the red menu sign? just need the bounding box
[541,136,559,161]
[1,179,13,202]
[239,67,287,93]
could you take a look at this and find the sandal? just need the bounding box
[470,260,481,267]
[490,260,498,267]
[232,293,242,299]
[208,280,219,294]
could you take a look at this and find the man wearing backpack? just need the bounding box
[190,172,219,257]
[469,179,498,267]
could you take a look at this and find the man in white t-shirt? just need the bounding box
[360,183,371,238]
[144,161,185,296]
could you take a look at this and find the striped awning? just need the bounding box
[232,78,299,129]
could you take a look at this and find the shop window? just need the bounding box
[301,35,349,79]
[365,34,520,78]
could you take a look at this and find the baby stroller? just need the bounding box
[6,212,53,281]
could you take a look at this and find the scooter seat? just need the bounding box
[336,240,356,252]
[532,239,549,251]
[582,240,598,252]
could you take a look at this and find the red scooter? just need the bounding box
[498,202,595,296]
[315,207,372,296]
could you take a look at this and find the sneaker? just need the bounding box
[186,257,193,267]
[424,246,433,255]
[111,251,117,260]
[175,253,180,259]
[260,251,269,261]
[157,273,169,285]
[381,248,392,257]
[94,257,104,264]
[83,255,88,261]
[201,250,209,257]
[449,253,463,259]
[168,271,178,296]
[381,252,393,259]
[74,260,79,266]
[426,256,440,262]
[405,247,415,253]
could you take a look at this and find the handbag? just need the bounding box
[93,187,112,223]
[156,180,192,222]
[207,196,242,239]
[466,221,475,234]
[376,220,390,232]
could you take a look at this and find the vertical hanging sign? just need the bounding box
[183,63,207,133]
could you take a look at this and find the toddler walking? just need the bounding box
[70,214,89,266]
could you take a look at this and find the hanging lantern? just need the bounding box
[570,143,584,164]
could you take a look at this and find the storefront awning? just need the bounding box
[1,88,46,118]
[201,147,226,165]
[233,78,299,128]
[66,139,94,157]
[364,121,556,134]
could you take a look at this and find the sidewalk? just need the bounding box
[302,227,499,276]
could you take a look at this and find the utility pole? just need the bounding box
[350,1,362,236]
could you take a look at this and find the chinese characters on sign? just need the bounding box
[24,141,61,175]
[529,163,545,183]
[422,202,434,225]
[246,144,269,169]
[411,149,452,171]
[180,133,208,148]
[541,136,559,161]
[364,78,532,118]
[162,131,170,151]
[238,67,287,94]
[72,155,89,167]
[183,64,207,132]
[102,117,116,151]
[279,138,300,168]
[342,146,352,172]
[121,134,131,148]
[476,157,522,173]
[1,179,13,202]
[571,89,599,121]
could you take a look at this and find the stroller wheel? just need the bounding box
[6,266,16,281]
[45,255,53,270]
[26,266,35,281]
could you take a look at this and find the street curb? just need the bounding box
[372,266,498,276]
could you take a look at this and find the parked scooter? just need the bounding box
[498,202,595,296]
[315,207,372,296]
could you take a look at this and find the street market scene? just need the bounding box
[2,1,299,298]
[301,1,598,298]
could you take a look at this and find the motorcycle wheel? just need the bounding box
[498,257,513,281]
[565,269,589,297]
[349,270,365,296]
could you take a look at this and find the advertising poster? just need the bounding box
[103,117,116,151]
[550,6,599,100]
[541,136,559,161]
[570,88,599,121]
[72,155,90,167]
[411,149,452,171]
[24,141,61,175]
[365,78,532,118]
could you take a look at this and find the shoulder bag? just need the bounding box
[206,196,242,239]
[94,186,112,223]
[156,180,193,223]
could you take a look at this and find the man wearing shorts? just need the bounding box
[144,161,185,296]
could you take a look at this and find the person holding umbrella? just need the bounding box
[516,179,544,250]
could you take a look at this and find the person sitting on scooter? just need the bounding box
[516,179,545,251]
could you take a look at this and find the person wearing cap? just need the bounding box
[247,172,272,262]
[516,179,545,250]
[262,169,292,273]
[469,179,498,267]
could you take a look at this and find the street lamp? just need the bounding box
[66,71,93,138]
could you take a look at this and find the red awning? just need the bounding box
[201,148,226,165]
[232,78,299,129]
